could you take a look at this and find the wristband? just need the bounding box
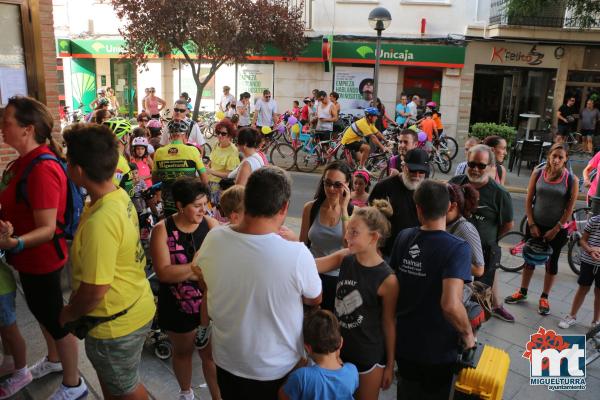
[8,236,24,254]
[341,215,351,222]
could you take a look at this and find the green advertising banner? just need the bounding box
[332,42,465,67]
[71,58,96,113]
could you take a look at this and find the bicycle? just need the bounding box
[564,130,583,154]
[437,131,458,160]
[258,127,296,170]
[586,323,600,366]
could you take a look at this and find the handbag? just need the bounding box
[470,281,493,322]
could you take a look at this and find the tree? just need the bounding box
[113,0,307,119]
[506,0,600,28]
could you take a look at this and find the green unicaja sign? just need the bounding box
[333,42,465,67]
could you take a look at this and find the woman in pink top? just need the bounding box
[143,87,166,118]
[583,150,600,203]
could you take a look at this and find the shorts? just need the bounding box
[85,321,151,396]
[557,124,571,136]
[578,261,600,288]
[313,130,332,142]
[355,361,385,375]
[216,365,288,400]
[19,268,69,340]
[344,140,366,153]
[0,291,16,327]
[582,129,595,137]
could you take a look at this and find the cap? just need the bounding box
[404,149,430,173]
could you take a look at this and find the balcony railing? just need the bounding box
[489,0,600,29]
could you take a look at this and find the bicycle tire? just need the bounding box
[295,146,320,173]
[201,143,212,164]
[270,143,296,171]
[567,238,582,275]
[204,121,215,139]
[436,153,452,174]
[441,136,458,160]
[365,154,389,183]
[519,215,527,234]
[498,231,526,272]
[282,127,292,144]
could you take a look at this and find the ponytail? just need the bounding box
[448,183,479,218]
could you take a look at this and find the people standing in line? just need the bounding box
[505,144,577,316]
[395,95,410,128]
[368,149,429,259]
[386,129,418,177]
[580,99,600,154]
[60,123,155,400]
[300,161,353,312]
[219,86,235,113]
[316,201,399,400]
[483,135,508,186]
[143,87,167,119]
[279,310,359,400]
[406,95,420,125]
[449,144,515,323]
[160,100,206,148]
[252,90,279,131]
[454,137,481,176]
[150,177,220,400]
[227,128,266,187]
[391,180,474,400]
[236,92,252,128]
[558,213,600,330]
[0,96,86,399]
[206,120,241,204]
[194,167,322,399]
[350,170,370,208]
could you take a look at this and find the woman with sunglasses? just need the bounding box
[143,87,166,119]
[300,161,354,311]
[206,120,240,204]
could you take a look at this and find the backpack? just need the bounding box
[17,153,86,259]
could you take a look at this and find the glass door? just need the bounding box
[110,59,137,117]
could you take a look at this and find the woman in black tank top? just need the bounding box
[150,177,221,399]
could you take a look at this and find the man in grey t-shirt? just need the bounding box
[252,89,278,131]
[580,99,600,153]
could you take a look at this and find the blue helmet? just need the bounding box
[522,238,553,266]
[364,107,380,117]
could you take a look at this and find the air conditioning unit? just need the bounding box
[583,47,600,70]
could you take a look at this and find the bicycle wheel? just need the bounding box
[567,237,582,275]
[585,323,600,366]
[295,146,320,173]
[436,153,452,174]
[201,143,212,164]
[441,136,458,160]
[498,231,526,272]
[519,215,527,234]
[282,127,292,144]
[365,155,389,182]
[270,143,296,171]
[204,121,215,139]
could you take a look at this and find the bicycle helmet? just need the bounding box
[167,119,190,134]
[131,136,149,148]
[522,238,553,266]
[364,107,380,117]
[103,118,132,140]
[147,119,162,129]
[98,98,110,107]
[426,101,437,108]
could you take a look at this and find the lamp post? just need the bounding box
[368,7,391,102]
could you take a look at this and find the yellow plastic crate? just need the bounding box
[454,345,511,400]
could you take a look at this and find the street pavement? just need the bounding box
[8,161,600,399]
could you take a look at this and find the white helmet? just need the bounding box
[131,136,149,147]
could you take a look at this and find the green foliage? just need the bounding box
[470,122,517,145]
[506,0,600,28]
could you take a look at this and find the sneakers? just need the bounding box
[492,305,515,322]
[558,315,577,329]
[29,357,63,379]
[0,357,15,377]
[0,368,33,399]
[539,298,550,315]
[49,379,88,400]
[194,324,212,350]
[504,291,527,304]
[179,389,195,400]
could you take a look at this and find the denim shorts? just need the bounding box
[0,291,16,327]
[85,321,151,396]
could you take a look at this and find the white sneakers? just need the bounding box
[49,379,88,400]
[0,368,33,399]
[29,356,63,379]
[179,389,195,400]
[558,314,577,329]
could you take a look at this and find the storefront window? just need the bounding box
[0,3,28,106]
[403,68,443,106]
[110,59,137,117]
[567,70,600,84]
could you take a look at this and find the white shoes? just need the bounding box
[29,356,63,379]
[558,314,577,329]
[49,378,88,400]
[178,389,195,400]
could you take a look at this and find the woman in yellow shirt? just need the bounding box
[206,120,240,203]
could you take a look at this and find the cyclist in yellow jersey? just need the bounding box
[341,107,388,169]
[153,120,208,216]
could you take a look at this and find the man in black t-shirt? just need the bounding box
[390,180,473,399]
[368,149,429,258]
[557,97,577,138]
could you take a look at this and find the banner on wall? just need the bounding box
[237,64,273,102]
[333,66,374,116]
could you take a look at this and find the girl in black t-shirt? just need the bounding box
[316,200,399,400]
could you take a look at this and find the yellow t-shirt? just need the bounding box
[70,188,155,339]
[208,144,240,183]
[113,154,134,197]
[341,117,379,145]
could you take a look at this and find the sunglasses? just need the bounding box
[467,161,488,170]
[324,179,344,189]
[218,131,229,136]
[174,108,187,113]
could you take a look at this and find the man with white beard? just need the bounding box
[369,148,429,259]
[449,144,515,322]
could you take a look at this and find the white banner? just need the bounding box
[334,66,374,117]
[237,64,274,103]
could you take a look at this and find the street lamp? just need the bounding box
[368,7,391,102]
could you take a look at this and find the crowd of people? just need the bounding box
[1,92,600,400]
